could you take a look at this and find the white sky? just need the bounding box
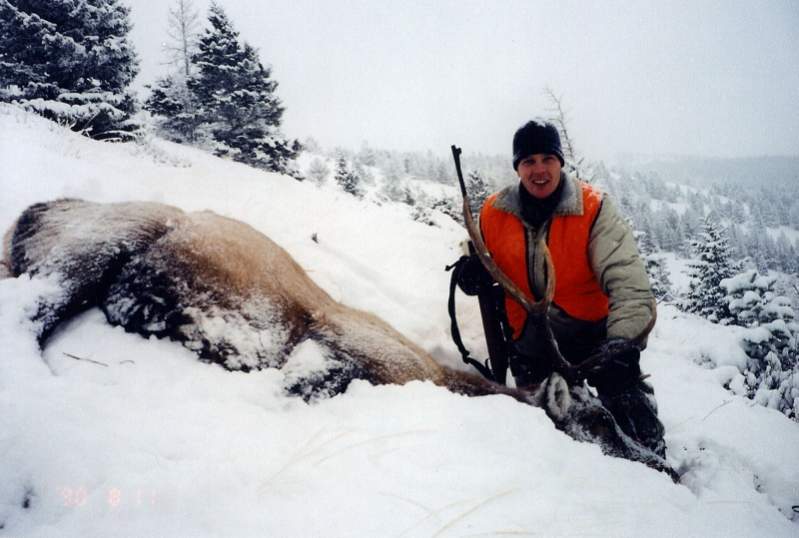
[127,0,799,161]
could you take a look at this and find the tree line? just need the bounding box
[0,0,298,174]
[602,169,799,274]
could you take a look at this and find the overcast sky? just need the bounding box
[127,0,799,161]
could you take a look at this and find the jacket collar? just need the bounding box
[494,172,583,219]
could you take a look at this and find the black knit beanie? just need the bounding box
[512,120,565,170]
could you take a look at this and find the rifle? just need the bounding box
[450,146,509,384]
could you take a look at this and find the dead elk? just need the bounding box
[2,198,676,479]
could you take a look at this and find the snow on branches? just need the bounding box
[0,0,140,140]
[722,270,799,420]
[145,2,302,174]
[682,215,739,324]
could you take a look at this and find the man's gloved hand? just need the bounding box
[454,254,493,296]
[583,337,642,394]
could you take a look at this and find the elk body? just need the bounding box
[2,198,676,479]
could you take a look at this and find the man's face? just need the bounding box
[517,153,562,199]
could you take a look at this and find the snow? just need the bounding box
[1,105,798,536]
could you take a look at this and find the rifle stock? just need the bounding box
[468,242,508,384]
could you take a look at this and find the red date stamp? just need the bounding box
[58,486,157,508]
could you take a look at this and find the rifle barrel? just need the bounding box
[451,145,468,198]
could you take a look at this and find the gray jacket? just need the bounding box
[486,173,655,348]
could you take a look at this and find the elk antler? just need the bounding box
[452,146,571,376]
[452,146,552,316]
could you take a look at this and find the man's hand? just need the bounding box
[584,338,642,393]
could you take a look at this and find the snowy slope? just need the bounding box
[0,105,797,537]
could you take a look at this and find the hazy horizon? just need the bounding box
[127,0,799,161]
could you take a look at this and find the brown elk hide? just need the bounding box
[3,198,524,400]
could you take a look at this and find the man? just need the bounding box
[458,119,666,457]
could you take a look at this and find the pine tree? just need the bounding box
[683,215,738,323]
[187,2,300,173]
[466,170,490,216]
[411,191,435,225]
[402,186,416,206]
[0,0,140,139]
[144,74,201,143]
[334,156,360,196]
[636,230,673,302]
[722,270,799,420]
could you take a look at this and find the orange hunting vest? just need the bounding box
[480,183,610,339]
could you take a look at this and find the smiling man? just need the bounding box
[459,119,666,457]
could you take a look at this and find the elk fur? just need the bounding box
[2,198,677,479]
[3,199,530,400]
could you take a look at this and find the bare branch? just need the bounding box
[163,0,201,77]
[544,87,573,158]
[543,86,592,182]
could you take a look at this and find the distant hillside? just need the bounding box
[620,155,799,186]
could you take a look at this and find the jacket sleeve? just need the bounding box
[588,195,656,343]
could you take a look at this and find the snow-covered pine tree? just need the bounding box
[402,186,416,206]
[722,270,799,420]
[683,214,738,323]
[635,229,673,302]
[187,2,300,173]
[144,75,201,143]
[334,156,360,196]
[0,0,140,139]
[466,170,490,216]
[411,191,435,226]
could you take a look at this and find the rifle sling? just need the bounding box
[446,256,496,382]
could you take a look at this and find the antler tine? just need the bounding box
[534,239,557,314]
[533,240,578,374]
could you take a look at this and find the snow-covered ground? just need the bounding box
[1,105,797,536]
